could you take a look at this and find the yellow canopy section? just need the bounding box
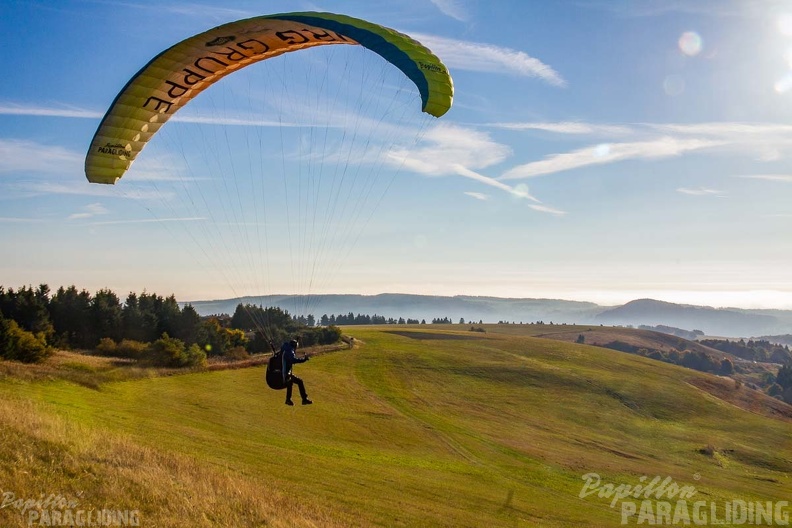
[85,12,454,184]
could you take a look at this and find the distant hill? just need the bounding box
[595,298,784,337]
[186,293,604,325]
[185,294,792,338]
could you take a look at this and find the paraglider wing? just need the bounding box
[85,11,454,185]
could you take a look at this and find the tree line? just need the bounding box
[316,313,485,325]
[699,338,792,364]
[0,285,340,365]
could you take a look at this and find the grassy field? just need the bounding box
[0,326,790,527]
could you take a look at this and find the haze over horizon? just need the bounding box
[3,1,792,312]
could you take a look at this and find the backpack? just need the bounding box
[265,350,287,390]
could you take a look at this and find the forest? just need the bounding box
[0,285,341,366]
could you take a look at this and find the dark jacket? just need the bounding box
[280,341,307,381]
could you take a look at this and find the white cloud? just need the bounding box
[68,203,109,220]
[384,126,559,207]
[412,34,566,87]
[677,187,726,196]
[12,181,168,201]
[736,174,792,182]
[648,122,792,136]
[87,216,206,226]
[464,191,489,201]
[453,164,539,201]
[529,204,567,216]
[0,103,102,119]
[0,217,45,223]
[487,121,633,136]
[388,123,511,176]
[0,139,83,174]
[500,137,723,180]
[94,1,252,21]
[584,0,748,18]
[430,0,470,21]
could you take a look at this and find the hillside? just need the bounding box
[186,294,792,337]
[1,327,790,527]
[510,323,783,397]
[595,299,781,337]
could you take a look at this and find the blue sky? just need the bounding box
[2,0,792,309]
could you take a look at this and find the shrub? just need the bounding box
[225,346,249,360]
[116,339,148,360]
[320,325,342,345]
[96,337,117,356]
[184,343,207,368]
[0,316,52,363]
[147,333,206,368]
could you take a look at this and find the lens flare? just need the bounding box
[594,144,611,158]
[774,72,792,93]
[678,31,702,56]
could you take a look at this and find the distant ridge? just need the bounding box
[184,294,792,338]
[594,299,780,337]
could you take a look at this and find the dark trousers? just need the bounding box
[285,375,308,401]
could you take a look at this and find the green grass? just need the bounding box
[0,326,790,526]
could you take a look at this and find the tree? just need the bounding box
[49,285,92,348]
[91,288,123,345]
[719,358,734,375]
[777,364,792,390]
[0,314,51,363]
[123,292,158,342]
[174,304,204,345]
[3,285,54,341]
[202,318,247,356]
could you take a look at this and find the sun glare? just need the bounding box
[678,31,702,57]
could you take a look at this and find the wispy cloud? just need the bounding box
[464,191,489,201]
[648,122,792,137]
[0,217,46,223]
[582,0,749,18]
[453,165,539,201]
[12,181,168,201]
[0,103,102,119]
[0,139,83,174]
[88,0,252,21]
[528,204,567,216]
[494,120,792,181]
[736,174,792,182]
[500,137,723,180]
[412,34,566,87]
[388,123,511,176]
[68,203,109,220]
[487,121,633,136]
[429,0,470,21]
[0,102,309,128]
[385,123,563,211]
[87,216,206,226]
[677,187,726,196]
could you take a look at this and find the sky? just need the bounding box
[3,0,792,310]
